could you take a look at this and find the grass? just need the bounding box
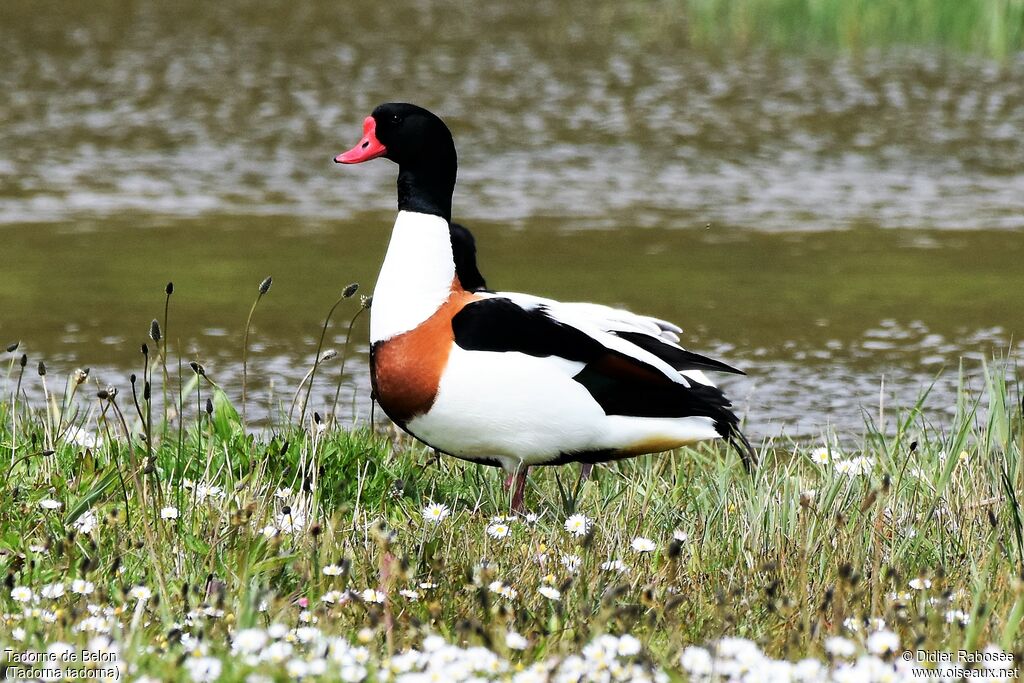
[677,0,1024,57]
[0,284,1022,681]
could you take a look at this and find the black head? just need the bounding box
[335,103,458,221]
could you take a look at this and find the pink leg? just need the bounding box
[504,466,529,512]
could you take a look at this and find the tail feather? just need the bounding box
[725,425,757,473]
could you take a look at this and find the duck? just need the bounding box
[335,102,754,511]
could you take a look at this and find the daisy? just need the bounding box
[321,590,347,605]
[322,564,344,576]
[359,589,385,604]
[71,579,95,595]
[39,499,62,510]
[563,513,591,537]
[195,484,225,501]
[617,634,642,656]
[561,554,582,573]
[398,589,420,601]
[866,629,900,656]
[129,586,152,601]
[421,502,450,525]
[276,509,305,533]
[160,506,179,520]
[40,583,65,599]
[74,510,98,535]
[67,427,102,450]
[232,628,268,655]
[486,521,511,539]
[809,446,832,465]
[945,609,970,625]
[824,636,856,658]
[600,559,629,574]
[631,537,656,553]
[10,587,33,603]
[488,581,518,600]
[909,578,931,590]
[184,656,222,683]
[538,585,561,601]
[835,455,873,476]
[506,631,528,650]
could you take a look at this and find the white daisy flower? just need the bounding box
[505,631,528,650]
[320,590,347,604]
[71,579,95,595]
[563,513,591,537]
[561,554,582,573]
[276,509,305,533]
[195,484,225,501]
[73,510,98,534]
[39,499,62,510]
[835,455,873,476]
[600,559,629,574]
[631,537,657,553]
[40,583,65,599]
[945,609,970,625]
[824,636,856,658]
[617,634,642,656]
[488,581,518,600]
[10,586,34,603]
[129,586,152,601]
[421,502,450,525]
[486,521,511,539]
[908,578,931,590]
[67,426,102,450]
[184,656,222,682]
[809,446,832,465]
[866,629,900,655]
[322,564,344,576]
[232,628,268,655]
[160,506,179,520]
[538,585,561,601]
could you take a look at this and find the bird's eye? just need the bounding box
[391,114,402,125]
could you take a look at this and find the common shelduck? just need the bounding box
[335,103,754,511]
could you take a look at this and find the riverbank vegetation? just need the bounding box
[0,283,1022,681]
[679,0,1024,57]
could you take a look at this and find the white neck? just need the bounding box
[370,211,455,343]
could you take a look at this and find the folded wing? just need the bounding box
[451,295,754,469]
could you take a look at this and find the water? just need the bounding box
[2,1,1023,439]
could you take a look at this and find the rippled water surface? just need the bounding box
[2,1,1022,439]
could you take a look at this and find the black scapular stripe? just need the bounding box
[451,297,605,361]
[612,331,745,375]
